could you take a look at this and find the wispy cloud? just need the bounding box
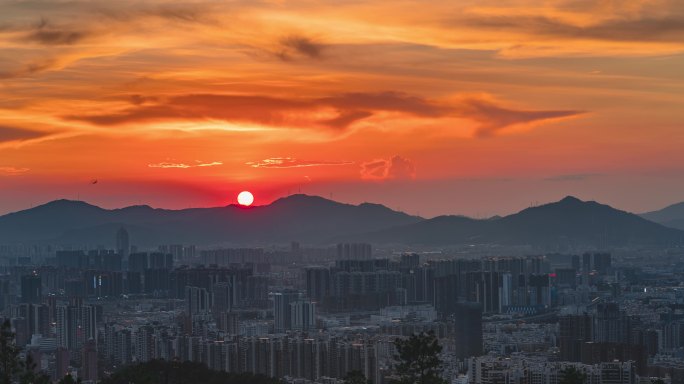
[454,97,585,137]
[148,160,222,169]
[0,166,30,176]
[361,155,416,180]
[195,161,223,167]
[247,157,353,168]
[66,92,582,136]
[462,12,684,44]
[277,35,325,60]
[23,18,91,45]
[0,125,49,142]
[148,162,191,169]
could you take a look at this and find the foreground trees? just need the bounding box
[559,366,587,384]
[344,370,372,384]
[391,331,447,384]
[100,360,282,384]
[0,320,50,384]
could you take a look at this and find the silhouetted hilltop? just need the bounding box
[0,194,421,246]
[1,195,681,248]
[641,201,684,230]
[345,196,684,247]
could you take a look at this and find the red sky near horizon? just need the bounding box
[1,0,684,217]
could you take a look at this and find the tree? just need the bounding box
[344,370,371,384]
[0,320,22,384]
[559,366,587,384]
[390,331,447,384]
[57,374,82,384]
[0,319,50,384]
[20,354,50,384]
[100,360,281,384]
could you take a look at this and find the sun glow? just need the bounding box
[237,191,254,206]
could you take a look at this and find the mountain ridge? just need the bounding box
[0,194,421,246]
[640,201,684,230]
[0,195,681,248]
[340,195,684,247]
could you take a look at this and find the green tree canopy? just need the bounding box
[0,319,50,384]
[100,360,282,384]
[344,370,372,384]
[390,331,447,384]
[559,366,587,384]
[57,374,82,384]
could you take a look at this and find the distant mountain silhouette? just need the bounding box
[0,195,421,246]
[343,196,684,247]
[641,201,684,230]
[1,195,681,248]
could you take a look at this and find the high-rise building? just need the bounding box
[128,253,148,273]
[56,251,88,269]
[400,253,420,269]
[0,279,10,312]
[134,326,154,363]
[594,302,629,344]
[559,313,593,361]
[453,302,483,359]
[54,348,70,381]
[25,303,51,339]
[116,227,131,258]
[20,274,42,304]
[465,271,501,313]
[305,267,330,302]
[273,291,300,332]
[81,339,98,382]
[81,305,99,344]
[555,268,578,288]
[148,252,173,269]
[185,286,211,315]
[213,280,237,314]
[291,300,316,331]
[528,274,551,307]
[336,243,372,260]
[125,272,143,294]
[116,227,130,258]
[218,312,240,334]
[105,324,133,366]
[593,253,612,275]
[56,305,80,350]
[143,268,170,294]
[115,329,132,365]
[433,274,460,315]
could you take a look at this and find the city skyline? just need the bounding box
[1,0,684,217]
[2,2,684,383]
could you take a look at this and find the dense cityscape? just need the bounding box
[2,0,683,383]
[2,220,684,383]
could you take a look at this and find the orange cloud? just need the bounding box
[247,157,353,168]
[0,166,30,176]
[0,0,682,216]
[0,126,49,142]
[277,35,325,60]
[454,98,585,137]
[361,156,416,180]
[22,18,91,45]
[65,92,581,135]
[148,161,222,169]
[461,12,684,43]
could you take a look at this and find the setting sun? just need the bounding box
[237,191,254,207]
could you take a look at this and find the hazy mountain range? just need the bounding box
[0,194,683,248]
[640,202,684,231]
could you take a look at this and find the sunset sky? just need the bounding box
[1,0,683,217]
